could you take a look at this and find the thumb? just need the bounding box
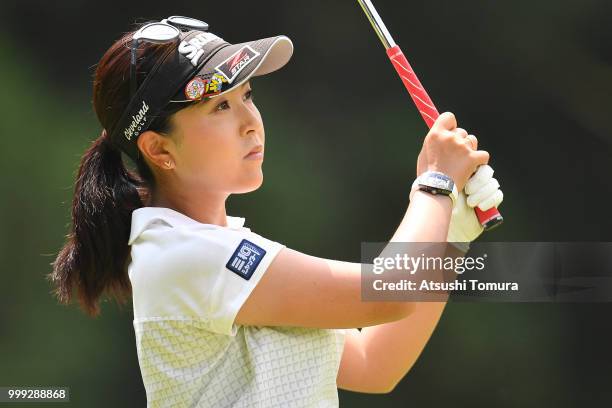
[471,150,490,167]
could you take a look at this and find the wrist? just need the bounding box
[410,189,454,210]
[411,171,458,207]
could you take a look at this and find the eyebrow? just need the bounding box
[199,81,251,105]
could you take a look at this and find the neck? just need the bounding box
[148,184,230,227]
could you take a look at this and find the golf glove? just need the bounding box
[448,164,504,245]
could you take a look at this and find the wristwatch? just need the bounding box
[412,171,458,206]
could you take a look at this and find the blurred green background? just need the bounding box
[1,0,611,406]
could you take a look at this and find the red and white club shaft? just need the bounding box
[357,0,503,230]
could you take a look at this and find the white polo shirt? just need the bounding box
[128,207,348,407]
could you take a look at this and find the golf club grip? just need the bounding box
[386,45,503,230]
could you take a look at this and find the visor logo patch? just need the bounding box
[226,239,266,280]
[178,32,221,66]
[124,100,149,141]
[215,45,260,84]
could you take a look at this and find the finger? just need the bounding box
[477,189,504,211]
[455,127,468,138]
[432,112,457,131]
[466,179,500,207]
[465,166,494,194]
[471,150,490,167]
[465,134,478,150]
[474,164,494,179]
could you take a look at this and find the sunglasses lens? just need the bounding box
[139,23,179,42]
[167,16,209,30]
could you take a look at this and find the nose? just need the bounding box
[238,101,261,138]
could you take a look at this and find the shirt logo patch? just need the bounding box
[226,239,266,280]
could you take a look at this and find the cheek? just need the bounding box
[178,120,242,180]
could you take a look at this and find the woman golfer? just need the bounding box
[50,16,503,407]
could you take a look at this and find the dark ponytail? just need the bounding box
[49,27,191,317]
[50,131,145,316]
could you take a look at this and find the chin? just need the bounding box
[235,174,264,194]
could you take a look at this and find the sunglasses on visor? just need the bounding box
[129,16,209,98]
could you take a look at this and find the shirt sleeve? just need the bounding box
[129,225,286,336]
[203,228,286,336]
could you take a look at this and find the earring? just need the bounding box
[164,160,173,169]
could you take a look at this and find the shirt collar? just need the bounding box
[128,207,246,245]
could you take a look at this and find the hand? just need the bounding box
[416,112,489,192]
[464,164,504,211]
[447,165,504,243]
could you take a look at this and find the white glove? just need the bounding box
[447,165,504,245]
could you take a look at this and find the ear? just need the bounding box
[136,130,176,170]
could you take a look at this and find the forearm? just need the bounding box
[363,242,464,392]
[359,301,447,392]
[390,190,452,243]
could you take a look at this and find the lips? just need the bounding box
[245,145,263,158]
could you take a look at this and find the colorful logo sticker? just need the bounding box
[215,45,260,84]
[184,74,229,101]
[184,77,206,100]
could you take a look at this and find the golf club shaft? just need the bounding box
[357,0,503,230]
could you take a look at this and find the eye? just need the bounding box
[214,89,254,112]
[215,101,229,112]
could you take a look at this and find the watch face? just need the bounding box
[428,174,451,190]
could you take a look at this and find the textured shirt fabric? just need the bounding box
[128,207,348,407]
